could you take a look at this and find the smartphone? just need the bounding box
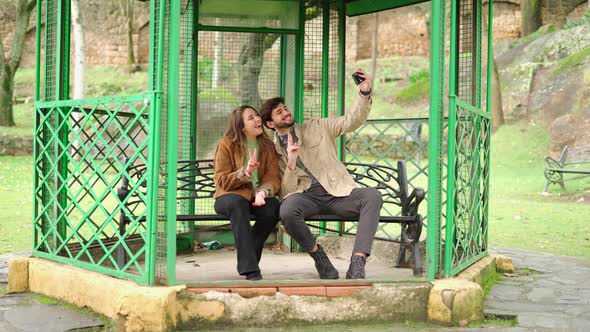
[352,72,365,85]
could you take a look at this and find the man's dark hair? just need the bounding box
[259,97,285,129]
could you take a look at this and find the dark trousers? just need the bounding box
[214,194,280,275]
[280,184,383,254]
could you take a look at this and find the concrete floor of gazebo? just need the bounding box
[174,247,415,283]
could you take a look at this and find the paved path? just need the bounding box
[1,248,589,331]
[0,252,105,332]
[484,248,590,331]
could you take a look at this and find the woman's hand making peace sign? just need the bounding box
[245,148,259,176]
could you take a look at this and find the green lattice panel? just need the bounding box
[33,95,153,284]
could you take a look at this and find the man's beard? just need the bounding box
[274,121,293,129]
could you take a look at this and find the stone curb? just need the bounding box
[426,253,513,325]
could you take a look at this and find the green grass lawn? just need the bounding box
[488,121,590,258]
[0,156,33,253]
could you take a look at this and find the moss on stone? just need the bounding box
[547,47,590,78]
[509,24,558,50]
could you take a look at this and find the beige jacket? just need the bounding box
[274,94,372,199]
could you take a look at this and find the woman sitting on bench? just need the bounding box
[213,105,282,281]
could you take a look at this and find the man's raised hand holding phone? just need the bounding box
[352,69,372,98]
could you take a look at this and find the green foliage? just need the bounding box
[397,70,430,104]
[408,70,429,83]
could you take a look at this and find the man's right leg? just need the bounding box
[214,194,259,278]
[280,189,339,279]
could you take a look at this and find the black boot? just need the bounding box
[309,244,339,279]
[346,255,367,279]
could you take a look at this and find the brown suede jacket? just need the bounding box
[213,135,281,201]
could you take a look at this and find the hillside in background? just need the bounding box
[495,16,590,154]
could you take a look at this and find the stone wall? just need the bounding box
[353,3,431,60]
[0,135,33,156]
[2,0,150,68]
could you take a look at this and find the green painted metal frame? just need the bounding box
[164,0,181,285]
[56,0,71,243]
[319,0,332,233]
[426,0,445,280]
[295,0,305,123]
[33,0,42,253]
[33,93,156,285]
[32,0,494,285]
[145,0,168,285]
[484,0,494,256]
[337,0,345,161]
[444,0,460,277]
[444,0,492,277]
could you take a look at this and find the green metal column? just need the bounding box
[337,0,345,161]
[57,0,71,241]
[444,0,459,277]
[165,0,181,285]
[32,0,42,253]
[145,0,169,286]
[319,0,331,233]
[35,0,41,102]
[295,0,305,122]
[483,0,494,260]
[321,0,329,119]
[426,0,445,280]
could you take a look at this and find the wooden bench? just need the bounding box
[544,145,590,193]
[117,160,426,275]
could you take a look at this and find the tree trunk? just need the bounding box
[126,0,136,68]
[238,34,279,108]
[71,0,85,100]
[521,0,542,37]
[491,57,504,132]
[212,28,223,89]
[0,70,15,126]
[0,0,36,127]
[118,0,136,72]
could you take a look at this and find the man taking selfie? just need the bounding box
[259,69,382,279]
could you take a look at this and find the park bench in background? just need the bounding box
[117,160,425,276]
[544,145,590,193]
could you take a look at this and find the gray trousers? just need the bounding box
[280,183,383,254]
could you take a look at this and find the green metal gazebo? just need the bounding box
[32,0,493,285]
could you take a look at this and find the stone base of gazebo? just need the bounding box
[6,238,508,331]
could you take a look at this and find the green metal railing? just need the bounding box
[343,118,448,243]
[444,0,491,276]
[33,94,156,285]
